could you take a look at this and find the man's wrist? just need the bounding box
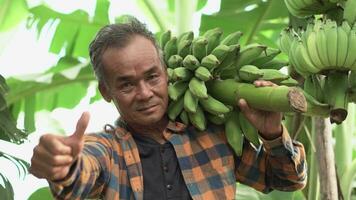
[259,125,283,140]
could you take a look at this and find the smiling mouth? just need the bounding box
[137,104,157,111]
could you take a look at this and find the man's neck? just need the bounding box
[127,117,169,144]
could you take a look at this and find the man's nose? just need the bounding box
[136,81,153,100]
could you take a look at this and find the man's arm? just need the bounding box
[234,125,307,193]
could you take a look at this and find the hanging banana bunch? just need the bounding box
[284,0,342,18]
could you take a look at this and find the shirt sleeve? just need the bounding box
[48,133,114,200]
[234,125,307,193]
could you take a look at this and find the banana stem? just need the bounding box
[207,79,307,113]
[325,71,349,124]
[307,117,320,200]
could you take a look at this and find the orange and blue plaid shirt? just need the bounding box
[49,120,307,199]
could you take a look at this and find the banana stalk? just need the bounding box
[207,79,307,113]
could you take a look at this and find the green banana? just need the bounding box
[199,95,231,115]
[206,113,226,125]
[164,37,178,62]
[167,68,174,82]
[160,30,171,49]
[182,55,200,70]
[167,97,184,121]
[234,43,267,69]
[280,77,299,86]
[188,77,208,99]
[336,24,349,69]
[238,65,264,82]
[178,31,194,43]
[278,28,293,55]
[201,54,220,71]
[343,0,356,25]
[211,44,230,63]
[306,30,324,70]
[294,40,320,74]
[188,105,206,131]
[259,69,289,83]
[177,40,192,58]
[250,47,281,66]
[260,59,288,70]
[214,45,240,73]
[168,81,188,101]
[220,31,243,46]
[345,30,356,70]
[315,26,330,67]
[303,75,324,103]
[238,112,260,148]
[324,19,338,68]
[204,28,223,54]
[289,38,310,77]
[173,67,193,81]
[224,111,244,156]
[179,110,190,125]
[192,37,208,61]
[184,89,198,113]
[167,55,183,68]
[195,66,213,81]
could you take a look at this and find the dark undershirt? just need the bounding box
[132,133,192,200]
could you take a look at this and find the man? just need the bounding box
[30,18,307,199]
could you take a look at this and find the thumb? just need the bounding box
[71,111,90,140]
[64,112,90,156]
[237,98,256,122]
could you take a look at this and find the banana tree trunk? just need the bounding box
[315,116,339,200]
[207,79,307,113]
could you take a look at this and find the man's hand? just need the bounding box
[237,80,283,140]
[30,112,90,181]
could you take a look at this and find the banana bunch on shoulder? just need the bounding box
[279,19,356,77]
[284,0,341,18]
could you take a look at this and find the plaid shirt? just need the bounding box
[49,120,307,200]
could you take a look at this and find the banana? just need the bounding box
[201,54,220,71]
[219,68,238,79]
[211,44,230,63]
[192,37,208,61]
[184,89,198,113]
[303,75,324,103]
[195,66,213,81]
[343,0,356,25]
[167,68,174,82]
[173,67,193,81]
[336,24,349,69]
[199,95,231,115]
[289,38,310,77]
[220,31,243,46]
[168,81,188,101]
[167,97,184,121]
[177,40,192,58]
[160,30,171,49]
[344,30,356,70]
[167,55,183,68]
[294,40,320,74]
[238,65,264,82]
[259,69,289,83]
[188,77,208,99]
[324,19,338,68]
[204,28,223,54]
[315,26,330,67]
[188,105,206,131]
[234,43,267,69]
[206,113,226,125]
[278,28,292,55]
[306,30,325,70]
[179,110,190,125]
[164,36,178,62]
[238,112,260,148]
[250,47,281,66]
[214,45,240,73]
[280,77,299,86]
[260,59,288,70]
[182,55,200,70]
[178,31,194,43]
[224,111,244,156]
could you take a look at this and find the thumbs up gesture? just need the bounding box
[30,112,90,181]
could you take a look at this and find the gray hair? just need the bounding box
[89,16,165,84]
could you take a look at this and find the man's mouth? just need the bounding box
[136,104,157,111]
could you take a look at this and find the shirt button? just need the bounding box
[166,184,173,190]
[163,165,168,172]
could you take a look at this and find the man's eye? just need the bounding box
[120,83,134,90]
[148,74,159,80]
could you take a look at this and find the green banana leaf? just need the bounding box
[0,0,28,31]
[0,174,14,200]
[200,0,289,47]
[27,187,53,200]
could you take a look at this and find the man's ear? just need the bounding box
[98,81,112,102]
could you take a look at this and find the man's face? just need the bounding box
[100,35,168,127]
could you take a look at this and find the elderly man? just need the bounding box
[30,18,307,199]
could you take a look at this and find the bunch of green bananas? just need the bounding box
[279,19,356,76]
[284,0,341,17]
[161,27,302,155]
